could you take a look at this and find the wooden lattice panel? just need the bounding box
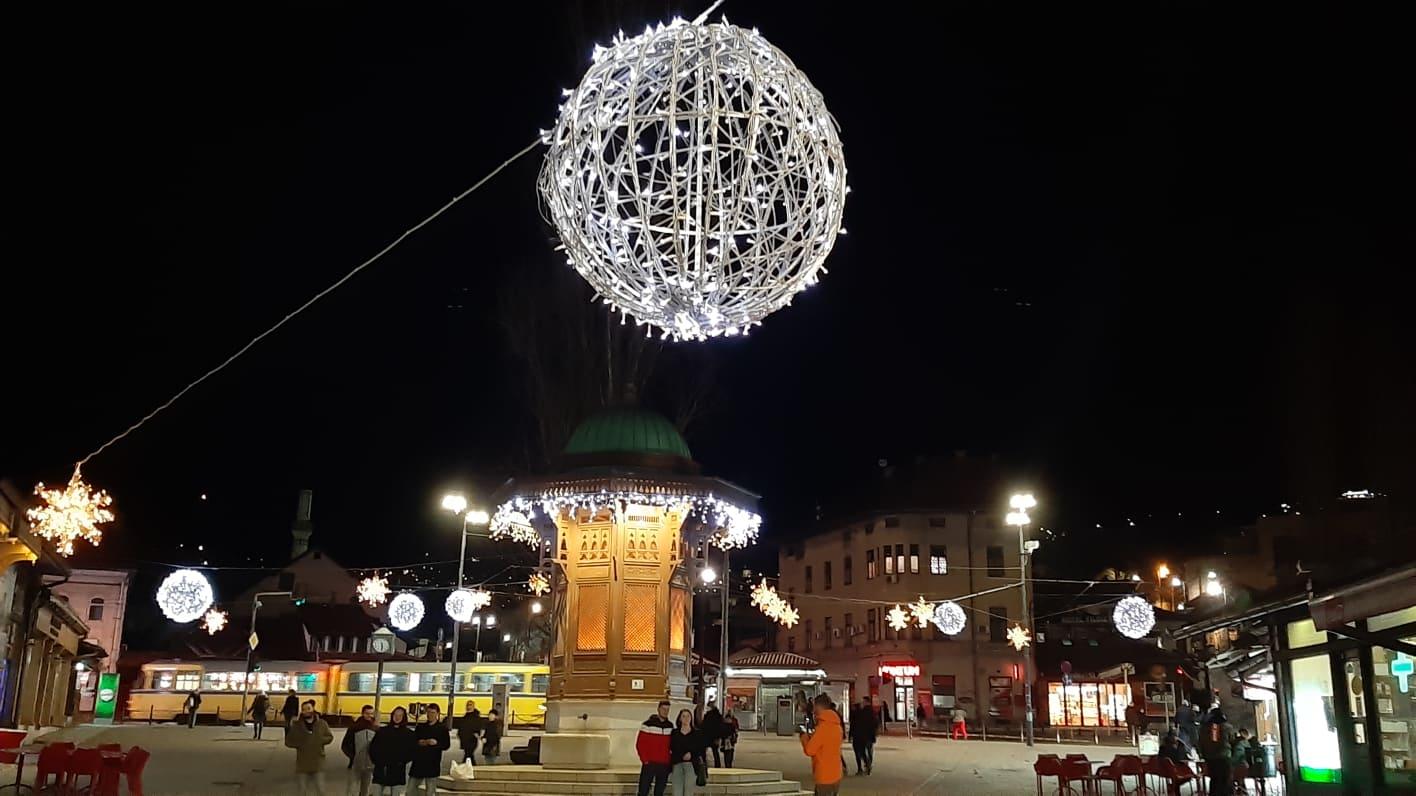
[670,588,686,652]
[623,583,658,652]
[576,583,608,652]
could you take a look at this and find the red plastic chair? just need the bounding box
[0,729,27,764]
[1036,755,1066,796]
[1096,755,1151,795]
[96,743,122,752]
[34,743,73,792]
[123,746,151,796]
[1159,757,1200,795]
[65,747,104,793]
[1061,758,1097,795]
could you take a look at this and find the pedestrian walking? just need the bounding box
[669,709,707,796]
[635,700,674,796]
[700,701,724,768]
[951,705,968,740]
[879,702,890,733]
[481,709,503,765]
[848,698,876,775]
[721,709,740,768]
[800,694,844,796]
[285,700,334,796]
[915,702,926,728]
[342,705,378,796]
[184,689,202,728]
[1199,706,1233,796]
[1175,699,1198,753]
[283,688,301,728]
[370,706,416,796]
[250,692,270,739]
[453,701,482,764]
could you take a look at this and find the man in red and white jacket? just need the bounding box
[636,700,674,796]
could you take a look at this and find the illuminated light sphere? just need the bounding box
[932,600,967,636]
[1112,596,1157,639]
[526,572,551,596]
[388,593,426,631]
[27,469,114,557]
[539,18,848,341]
[886,605,910,632]
[357,574,391,607]
[1007,624,1032,651]
[156,569,214,623]
[201,608,229,636]
[445,589,476,623]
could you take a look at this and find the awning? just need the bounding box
[1309,564,1416,631]
[1169,594,1309,641]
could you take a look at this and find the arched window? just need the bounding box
[88,598,105,621]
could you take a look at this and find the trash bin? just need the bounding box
[1257,742,1278,778]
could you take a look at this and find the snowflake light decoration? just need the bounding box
[931,600,967,636]
[27,469,114,556]
[909,597,934,629]
[201,608,228,636]
[357,574,391,607]
[749,578,799,627]
[156,569,214,623]
[526,572,551,596]
[1112,595,1157,639]
[387,593,425,631]
[886,605,910,632]
[1007,624,1032,651]
[492,492,760,550]
[539,18,848,341]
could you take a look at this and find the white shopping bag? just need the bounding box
[1138,732,1160,756]
[449,760,476,781]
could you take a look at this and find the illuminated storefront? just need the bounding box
[1046,681,1132,727]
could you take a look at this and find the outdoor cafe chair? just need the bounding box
[1095,755,1150,795]
[64,747,104,794]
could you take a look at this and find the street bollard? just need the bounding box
[148,706,153,725]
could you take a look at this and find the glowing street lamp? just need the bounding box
[441,494,469,515]
[1006,493,1038,747]
[1157,564,1170,579]
[442,492,490,713]
[531,600,544,615]
[700,566,718,584]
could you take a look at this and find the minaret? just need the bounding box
[291,489,314,559]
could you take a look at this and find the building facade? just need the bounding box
[47,568,132,712]
[776,509,1027,731]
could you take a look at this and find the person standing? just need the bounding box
[407,703,449,795]
[951,705,968,740]
[481,709,503,765]
[915,702,927,729]
[342,704,379,796]
[285,700,334,796]
[1175,699,1198,753]
[370,706,416,796]
[700,702,724,768]
[453,701,482,764]
[249,691,270,739]
[184,689,202,728]
[800,694,844,796]
[669,709,706,796]
[849,698,876,775]
[282,688,301,728]
[635,700,674,796]
[1198,707,1233,796]
[721,709,740,768]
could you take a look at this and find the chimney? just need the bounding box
[291,489,314,559]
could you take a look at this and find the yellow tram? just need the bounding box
[128,659,549,726]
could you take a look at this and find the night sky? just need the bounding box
[5,1,1412,610]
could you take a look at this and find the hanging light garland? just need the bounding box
[26,469,114,557]
[750,579,799,628]
[387,593,425,631]
[1112,595,1157,639]
[886,605,911,632]
[931,600,967,636]
[156,569,214,623]
[526,572,551,596]
[1007,624,1032,651]
[540,17,848,341]
[201,608,229,635]
[357,574,391,607]
[491,492,761,549]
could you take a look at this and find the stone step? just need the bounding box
[436,775,805,795]
[442,768,782,784]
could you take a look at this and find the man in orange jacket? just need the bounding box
[800,694,844,795]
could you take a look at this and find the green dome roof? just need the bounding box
[563,408,692,460]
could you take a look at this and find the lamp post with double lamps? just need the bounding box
[1006,493,1039,747]
[441,492,490,715]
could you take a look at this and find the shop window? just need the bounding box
[824,561,832,591]
[1290,653,1342,783]
[866,549,877,580]
[844,556,852,586]
[1047,682,1131,727]
[867,609,878,642]
[1370,607,1416,632]
[1287,618,1329,649]
[88,598,104,621]
[1374,639,1416,786]
[932,675,956,711]
[805,566,813,593]
[986,546,1005,577]
[989,607,1008,643]
[909,544,920,574]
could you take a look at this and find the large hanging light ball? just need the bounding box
[1112,595,1157,639]
[388,593,426,631]
[156,569,214,623]
[539,18,848,341]
[932,600,967,636]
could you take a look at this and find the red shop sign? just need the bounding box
[878,660,921,678]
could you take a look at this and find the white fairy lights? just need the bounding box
[526,572,551,596]
[908,596,934,629]
[1007,624,1032,651]
[1112,595,1157,639]
[357,575,391,607]
[931,600,967,636]
[750,579,799,628]
[388,593,425,631]
[539,18,848,341]
[156,569,214,623]
[446,588,493,623]
[490,491,760,549]
[27,469,114,556]
[201,608,228,636]
[886,605,911,632]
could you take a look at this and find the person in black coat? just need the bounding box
[848,698,877,775]
[281,689,301,728]
[700,703,724,767]
[409,704,450,794]
[668,710,707,795]
[370,706,417,792]
[453,701,483,764]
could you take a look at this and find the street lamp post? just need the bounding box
[442,493,489,716]
[240,590,293,724]
[719,547,730,711]
[1007,493,1039,748]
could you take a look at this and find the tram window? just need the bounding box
[174,672,200,691]
[496,673,525,691]
[349,673,375,693]
[467,673,495,693]
[531,674,549,694]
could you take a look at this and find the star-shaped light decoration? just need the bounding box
[887,604,911,632]
[1007,624,1032,651]
[356,574,391,607]
[467,588,493,613]
[527,572,551,596]
[749,579,799,627]
[909,596,934,628]
[200,608,228,636]
[27,469,114,556]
